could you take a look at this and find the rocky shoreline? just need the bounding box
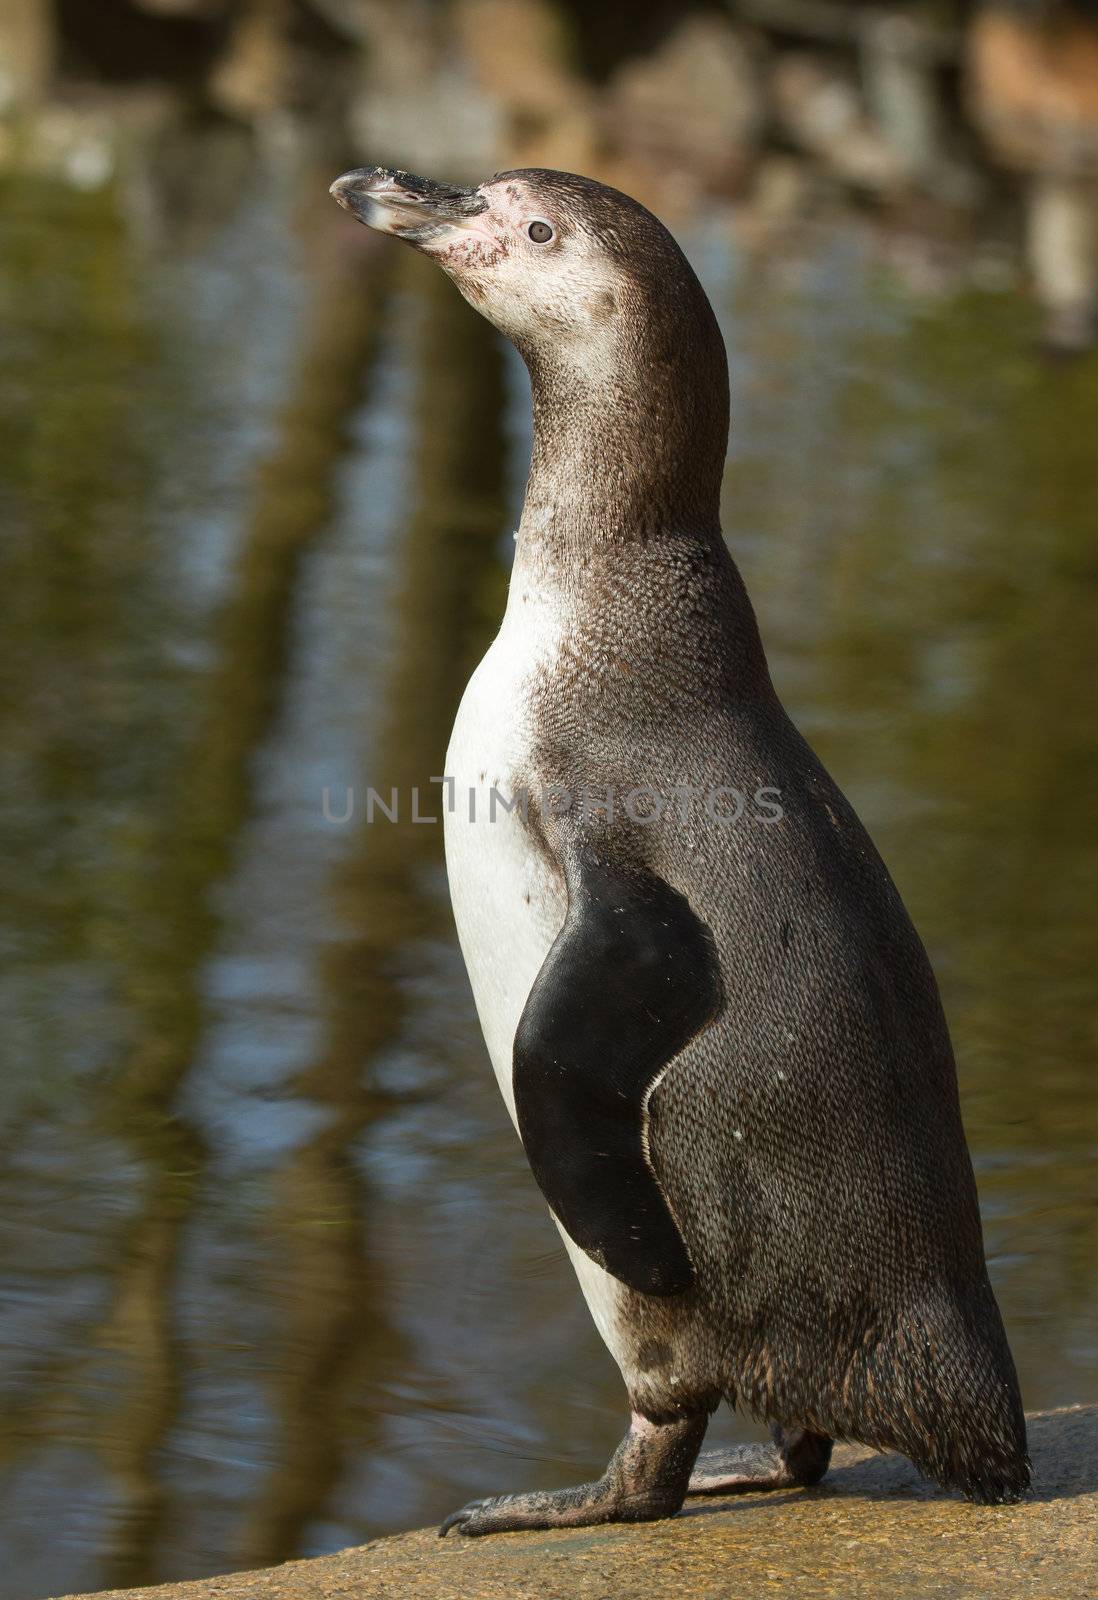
[57,1406,1097,1600]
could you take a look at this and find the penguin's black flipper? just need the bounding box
[512,848,722,1296]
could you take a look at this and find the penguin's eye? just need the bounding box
[527,220,554,244]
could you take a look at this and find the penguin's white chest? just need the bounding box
[443,596,566,1125]
[442,583,634,1371]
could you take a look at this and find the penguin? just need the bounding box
[330,165,1030,1535]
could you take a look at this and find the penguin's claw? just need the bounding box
[437,1481,687,1537]
[438,1498,488,1537]
[438,1490,573,1537]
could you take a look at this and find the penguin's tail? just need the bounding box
[870,1280,1031,1504]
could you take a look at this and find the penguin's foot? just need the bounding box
[439,1410,708,1537]
[688,1424,832,1494]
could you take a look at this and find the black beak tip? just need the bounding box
[329,168,381,219]
[328,167,487,233]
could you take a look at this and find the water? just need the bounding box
[0,134,1095,1599]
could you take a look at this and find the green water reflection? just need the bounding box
[0,145,1095,1599]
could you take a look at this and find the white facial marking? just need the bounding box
[418,177,623,371]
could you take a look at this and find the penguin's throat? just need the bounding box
[519,355,727,553]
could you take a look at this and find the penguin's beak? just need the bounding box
[329,167,488,244]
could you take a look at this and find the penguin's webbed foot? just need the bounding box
[439,1410,708,1538]
[439,1484,616,1537]
[688,1424,832,1495]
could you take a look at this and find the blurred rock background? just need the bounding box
[3,0,1098,347]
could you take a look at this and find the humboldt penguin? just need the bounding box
[330,165,1030,1534]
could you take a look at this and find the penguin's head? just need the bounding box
[331,165,729,529]
[329,165,723,388]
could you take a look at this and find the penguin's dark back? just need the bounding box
[525,528,1028,1502]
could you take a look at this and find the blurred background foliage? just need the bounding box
[0,3,1096,1597]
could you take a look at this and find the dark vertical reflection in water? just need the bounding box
[91,176,396,1593]
[0,167,202,1600]
[0,171,1094,1600]
[0,142,402,1596]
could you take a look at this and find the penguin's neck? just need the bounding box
[515,349,728,569]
